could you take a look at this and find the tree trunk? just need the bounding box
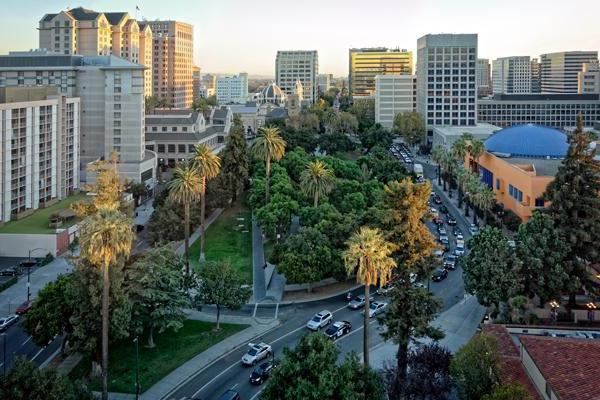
[200,176,206,263]
[458,187,463,208]
[442,177,447,191]
[148,325,155,348]
[184,202,190,275]
[465,200,470,217]
[472,206,478,225]
[265,158,271,204]
[231,174,238,203]
[101,262,110,400]
[363,283,370,366]
[395,340,409,397]
[437,165,441,186]
[314,192,319,208]
[216,305,221,331]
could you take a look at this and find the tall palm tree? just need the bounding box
[343,227,396,366]
[300,160,336,207]
[451,135,468,163]
[471,184,496,225]
[469,139,485,173]
[462,173,480,218]
[250,127,286,203]
[79,209,133,400]
[430,145,445,186]
[168,161,203,274]
[192,144,221,262]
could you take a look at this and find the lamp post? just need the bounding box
[587,302,597,323]
[26,248,47,303]
[133,336,140,400]
[549,300,560,323]
[2,333,6,377]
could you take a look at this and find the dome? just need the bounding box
[484,124,568,158]
[262,82,284,99]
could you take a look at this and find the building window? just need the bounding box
[178,144,186,153]
[495,179,500,190]
[146,144,155,151]
[168,144,176,153]
[157,144,165,153]
[535,198,545,207]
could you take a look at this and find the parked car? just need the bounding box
[241,342,273,366]
[15,301,32,315]
[438,226,447,235]
[348,295,373,309]
[0,267,20,277]
[439,205,449,214]
[452,227,462,237]
[455,242,466,256]
[376,282,394,296]
[439,235,449,245]
[443,255,457,270]
[432,268,448,282]
[456,232,464,241]
[430,208,439,218]
[434,249,445,259]
[324,321,352,340]
[364,302,388,318]
[447,215,457,226]
[249,361,275,385]
[434,196,443,204]
[306,310,333,330]
[468,224,478,235]
[0,315,19,332]
[434,216,444,225]
[217,389,241,400]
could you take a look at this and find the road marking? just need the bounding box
[230,383,238,390]
[250,390,263,400]
[191,362,239,398]
[20,337,32,347]
[271,304,348,345]
[253,303,258,318]
[274,303,279,319]
[31,347,45,362]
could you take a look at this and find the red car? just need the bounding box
[16,301,32,315]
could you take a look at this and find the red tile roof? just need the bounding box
[520,335,600,400]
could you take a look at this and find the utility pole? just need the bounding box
[134,336,140,400]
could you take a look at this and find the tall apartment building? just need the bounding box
[192,66,201,100]
[0,51,156,185]
[476,58,491,97]
[216,73,248,104]
[578,61,600,94]
[275,50,318,103]
[0,87,79,222]
[540,51,598,93]
[349,48,412,98]
[416,34,478,134]
[38,7,153,97]
[374,75,416,129]
[317,74,333,96]
[147,21,194,108]
[492,56,532,94]
[530,58,541,93]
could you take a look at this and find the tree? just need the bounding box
[343,227,397,365]
[196,261,251,330]
[193,143,222,262]
[168,161,203,273]
[463,227,522,308]
[251,126,286,203]
[451,333,501,400]
[482,384,533,400]
[393,111,425,146]
[127,246,190,347]
[145,95,159,114]
[255,192,299,240]
[458,132,485,173]
[349,97,375,132]
[261,333,385,400]
[359,123,393,151]
[328,111,359,135]
[471,184,496,225]
[300,160,336,207]
[318,132,356,154]
[220,116,249,202]
[127,182,147,207]
[0,357,93,400]
[430,145,447,187]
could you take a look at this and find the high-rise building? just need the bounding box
[492,56,532,94]
[147,20,194,108]
[530,58,541,94]
[416,34,478,135]
[216,73,248,104]
[374,75,416,129]
[38,7,153,97]
[192,66,202,101]
[349,48,412,98]
[540,51,598,93]
[275,50,318,103]
[578,61,600,94]
[476,59,491,97]
[317,74,333,96]
[0,87,80,222]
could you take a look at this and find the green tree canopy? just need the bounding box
[482,383,533,400]
[393,111,425,146]
[358,123,393,151]
[220,117,249,202]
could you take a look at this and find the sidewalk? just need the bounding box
[175,208,223,257]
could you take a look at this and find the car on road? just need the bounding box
[443,255,457,270]
[432,268,448,282]
[15,301,32,315]
[455,242,466,256]
[434,216,444,225]
[456,232,464,241]
[430,208,439,218]
[241,342,273,366]
[469,224,478,235]
[376,282,394,295]
[306,310,333,330]
[438,226,447,235]
[439,205,448,214]
[364,301,388,318]
[348,295,373,309]
[452,227,462,237]
[0,267,20,277]
[0,315,19,332]
[217,389,241,400]
[434,195,442,204]
[439,235,449,245]
[447,215,457,226]
[434,249,445,259]
[249,361,275,385]
[324,321,352,340]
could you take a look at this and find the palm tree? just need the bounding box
[79,209,133,400]
[471,184,496,225]
[431,145,445,186]
[300,160,336,207]
[469,139,485,173]
[451,135,468,163]
[462,173,480,218]
[192,144,221,262]
[250,127,286,203]
[455,167,468,209]
[343,227,396,366]
[168,161,203,274]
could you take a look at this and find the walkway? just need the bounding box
[174,208,223,257]
[252,216,267,301]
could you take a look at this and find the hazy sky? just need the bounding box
[3,0,600,77]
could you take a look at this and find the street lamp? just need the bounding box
[587,302,597,323]
[26,248,47,303]
[2,333,6,376]
[133,336,140,400]
[549,300,560,323]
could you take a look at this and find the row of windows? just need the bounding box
[508,184,523,202]
[146,126,191,132]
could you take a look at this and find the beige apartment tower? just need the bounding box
[147,21,194,109]
[349,48,413,98]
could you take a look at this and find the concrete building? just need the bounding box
[531,58,541,93]
[228,102,260,136]
[349,48,412,99]
[192,65,201,101]
[146,20,194,108]
[417,34,478,144]
[38,7,153,97]
[275,50,318,103]
[478,93,600,129]
[431,123,500,149]
[578,61,600,94]
[476,58,491,97]
[374,75,416,129]
[0,50,156,185]
[257,82,286,107]
[492,56,532,94]
[216,73,248,104]
[317,73,332,96]
[0,87,79,223]
[540,51,598,94]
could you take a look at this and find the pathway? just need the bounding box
[251,216,267,302]
[174,208,224,257]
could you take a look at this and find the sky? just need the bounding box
[3,0,600,77]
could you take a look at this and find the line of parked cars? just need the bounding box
[390,143,413,164]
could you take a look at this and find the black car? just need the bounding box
[452,227,463,237]
[0,267,20,277]
[434,196,442,205]
[431,268,448,282]
[439,205,449,214]
[443,255,457,270]
[447,215,457,226]
[324,321,352,340]
[218,389,241,400]
[249,362,275,385]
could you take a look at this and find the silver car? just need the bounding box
[348,295,373,309]
[241,342,272,366]
[306,310,333,330]
[0,315,18,332]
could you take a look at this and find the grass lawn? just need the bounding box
[70,320,248,393]
[0,193,87,234]
[188,202,253,283]
[337,149,363,161]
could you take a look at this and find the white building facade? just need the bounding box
[275,50,318,103]
[374,75,416,129]
[216,73,248,104]
[541,51,598,94]
[492,56,532,94]
[578,61,600,94]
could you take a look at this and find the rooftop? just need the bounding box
[488,93,600,101]
[485,124,568,159]
[0,51,144,70]
[503,157,562,176]
[146,111,201,125]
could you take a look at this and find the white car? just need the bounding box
[0,315,18,332]
[364,302,388,318]
[306,310,333,330]
[469,224,478,235]
[348,295,374,309]
[241,342,273,366]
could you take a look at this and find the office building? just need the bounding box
[216,73,248,104]
[275,50,318,103]
[476,58,491,97]
[432,123,500,149]
[202,74,216,91]
[317,73,332,96]
[374,75,416,129]
[147,20,194,108]
[38,7,153,97]
[0,50,156,185]
[349,48,412,98]
[229,102,260,136]
[192,66,202,100]
[530,58,541,93]
[478,93,600,129]
[578,61,600,94]
[540,51,598,93]
[0,87,79,223]
[492,56,532,94]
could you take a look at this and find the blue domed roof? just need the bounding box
[484,124,568,158]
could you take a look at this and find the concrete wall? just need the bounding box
[0,233,58,257]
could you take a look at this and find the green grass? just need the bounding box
[189,205,253,283]
[0,276,17,293]
[70,320,248,393]
[0,193,86,234]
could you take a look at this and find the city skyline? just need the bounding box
[2,0,599,76]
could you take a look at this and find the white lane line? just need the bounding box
[191,362,239,398]
[271,304,348,346]
[31,347,45,362]
[230,383,238,390]
[20,337,32,347]
[250,389,263,400]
